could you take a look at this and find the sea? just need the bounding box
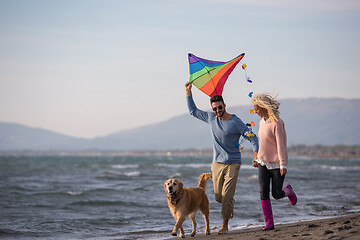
[1,155,360,240]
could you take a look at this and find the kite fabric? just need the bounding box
[188,53,245,97]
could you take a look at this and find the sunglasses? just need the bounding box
[212,105,223,111]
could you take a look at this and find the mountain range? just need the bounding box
[1,98,359,152]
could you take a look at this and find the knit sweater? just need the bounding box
[257,118,288,167]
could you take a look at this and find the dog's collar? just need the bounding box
[171,193,182,206]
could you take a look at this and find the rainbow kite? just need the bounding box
[188,53,245,97]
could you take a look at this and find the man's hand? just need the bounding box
[185,82,192,96]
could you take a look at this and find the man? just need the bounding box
[185,82,259,234]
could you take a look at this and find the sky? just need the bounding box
[0,0,359,139]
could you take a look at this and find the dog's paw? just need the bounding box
[205,231,211,235]
[191,232,196,237]
[171,232,177,236]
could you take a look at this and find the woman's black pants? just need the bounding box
[258,164,286,200]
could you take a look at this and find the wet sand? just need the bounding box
[167,214,360,240]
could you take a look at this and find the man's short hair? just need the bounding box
[210,95,224,104]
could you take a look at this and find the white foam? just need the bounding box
[168,172,182,178]
[100,170,140,178]
[156,163,211,168]
[111,164,138,169]
[124,171,140,177]
[316,165,360,171]
[64,191,83,196]
[240,165,258,170]
[239,174,258,182]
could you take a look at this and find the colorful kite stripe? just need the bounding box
[188,53,245,97]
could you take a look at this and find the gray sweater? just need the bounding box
[187,95,259,164]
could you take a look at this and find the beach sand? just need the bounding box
[167,214,360,240]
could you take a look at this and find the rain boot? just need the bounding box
[261,199,274,231]
[283,185,297,205]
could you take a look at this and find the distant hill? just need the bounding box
[0,122,90,151]
[0,98,359,151]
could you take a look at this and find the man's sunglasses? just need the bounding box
[213,105,223,111]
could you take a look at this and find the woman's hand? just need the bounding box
[280,168,287,176]
[252,160,258,168]
[252,151,258,167]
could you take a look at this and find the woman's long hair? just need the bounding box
[251,93,280,123]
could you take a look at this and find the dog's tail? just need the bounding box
[198,173,212,190]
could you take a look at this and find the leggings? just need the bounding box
[258,164,285,200]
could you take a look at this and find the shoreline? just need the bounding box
[1,145,360,159]
[166,214,360,240]
[1,151,360,160]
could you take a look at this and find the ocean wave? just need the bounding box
[123,171,140,177]
[98,170,140,179]
[68,200,127,206]
[155,163,211,168]
[67,199,157,208]
[110,164,139,169]
[240,165,257,170]
[231,222,263,231]
[63,188,121,196]
[64,191,83,196]
[0,229,42,238]
[29,188,120,198]
[239,174,258,182]
[156,163,256,170]
[312,165,360,171]
[168,172,182,178]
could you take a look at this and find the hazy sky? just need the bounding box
[1,0,359,138]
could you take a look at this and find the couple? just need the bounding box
[185,82,297,234]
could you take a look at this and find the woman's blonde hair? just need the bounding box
[251,93,280,123]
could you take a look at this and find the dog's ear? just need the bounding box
[164,180,168,191]
[178,180,183,189]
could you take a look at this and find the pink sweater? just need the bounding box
[257,117,288,167]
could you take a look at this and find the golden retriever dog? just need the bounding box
[164,173,212,238]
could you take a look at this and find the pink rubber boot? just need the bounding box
[261,199,275,231]
[283,185,297,205]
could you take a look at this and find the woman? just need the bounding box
[251,93,297,230]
